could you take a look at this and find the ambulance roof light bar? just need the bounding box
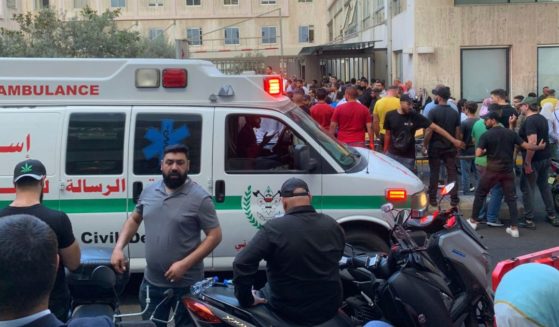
[135,68,188,89]
[264,76,282,96]
[135,69,160,88]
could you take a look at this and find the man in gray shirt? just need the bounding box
[111,144,222,326]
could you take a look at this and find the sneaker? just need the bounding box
[487,221,504,227]
[506,227,519,238]
[469,185,476,192]
[467,219,478,230]
[519,220,536,230]
[548,217,559,227]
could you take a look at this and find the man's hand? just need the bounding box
[453,139,465,150]
[524,162,534,175]
[509,114,517,127]
[251,290,267,306]
[164,260,191,283]
[111,248,127,274]
[261,132,275,146]
[537,139,546,150]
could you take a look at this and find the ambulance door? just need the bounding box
[128,107,214,271]
[212,108,323,269]
[0,109,62,210]
[59,107,131,254]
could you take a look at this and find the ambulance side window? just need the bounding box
[133,114,202,175]
[225,114,314,172]
[66,113,125,175]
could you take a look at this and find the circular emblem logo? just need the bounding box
[242,185,283,229]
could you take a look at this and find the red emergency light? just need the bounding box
[162,69,187,88]
[385,189,407,202]
[264,76,282,96]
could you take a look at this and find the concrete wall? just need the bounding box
[414,0,559,98]
[392,0,415,83]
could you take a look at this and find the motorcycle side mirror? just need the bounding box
[440,182,455,197]
[381,203,394,213]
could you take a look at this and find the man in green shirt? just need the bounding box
[472,118,504,226]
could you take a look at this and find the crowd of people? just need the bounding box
[285,71,559,238]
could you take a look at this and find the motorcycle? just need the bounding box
[549,158,559,212]
[341,183,493,326]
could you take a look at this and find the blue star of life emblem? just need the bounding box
[142,119,190,160]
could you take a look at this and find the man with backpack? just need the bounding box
[384,95,464,173]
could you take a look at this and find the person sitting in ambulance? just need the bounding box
[237,116,276,158]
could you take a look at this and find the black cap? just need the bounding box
[280,178,310,197]
[482,111,500,121]
[292,88,305,95]
[432,86,451,100]
[13,159,46,183]
[400,94,413,103]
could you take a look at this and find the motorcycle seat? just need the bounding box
[72,304,113,319]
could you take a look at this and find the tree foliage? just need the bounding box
[0,7,175,58]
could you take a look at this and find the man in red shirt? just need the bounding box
[310,88,334,131]
[329,86,374,148]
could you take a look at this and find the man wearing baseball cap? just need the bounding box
[233,178,345,325]
[0,159,81,322]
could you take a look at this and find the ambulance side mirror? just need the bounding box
[294,144,317,172]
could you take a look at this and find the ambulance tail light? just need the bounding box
[162,69,188,88]
[385,189,407,202]
[264,77,282,96]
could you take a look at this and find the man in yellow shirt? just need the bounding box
[540,89,558,109]
[373,86,400,147]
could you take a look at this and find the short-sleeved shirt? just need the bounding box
[471,119,488,167]
[478,126,524,172]
[384,110,431,158]
[460,117,479,156]
[310,102,334,130]
[331,101,372,144]
[0,204,75,299]
[428,105,460,151]
[518,113,551,162]
[373,96,400,134]
[136,179,220,287]
[490,104,517,129]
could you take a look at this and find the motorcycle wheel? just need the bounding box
[464,294,494,327]
[345,229,389,253]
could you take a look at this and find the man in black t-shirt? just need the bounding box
[0,159,81,322]
[517,101,558,228]
[424,86,462,206]
[384,95,464,173]
[468,112,546,238]
[460,102,479,194]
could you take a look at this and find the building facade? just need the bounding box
[6,0,328,75]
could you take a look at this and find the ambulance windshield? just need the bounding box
[287,107,357,170]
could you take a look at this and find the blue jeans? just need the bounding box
[139,278,193,327]
[476,165,503,223]
[460,158,477,194]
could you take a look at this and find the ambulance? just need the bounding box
[0,58,427,272]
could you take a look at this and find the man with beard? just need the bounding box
[111,144,222,326]
[0,159,81,322]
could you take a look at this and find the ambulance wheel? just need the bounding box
[345,229,389,254]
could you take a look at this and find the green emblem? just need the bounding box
[242,185,282,229]
[20,163,33,173]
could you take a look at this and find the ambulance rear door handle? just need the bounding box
[215,180,225,203]
[132,181,143,204]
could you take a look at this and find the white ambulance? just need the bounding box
[0,58,427,272]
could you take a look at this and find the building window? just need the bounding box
[35,0,49,9]
[111,0,126,7]
[461,48,509,102]
[134,114,202,175]
[261,0,276,4]
[149,28,164,40]
[392,0,407,16]
[148,0,164,6]
[455,0,559,3]
[224,27,240,45]
[538,47,559,93]
[186,0,201,5]
[7,0,17,9]
[373,0,385,26]
[224,0,238,4]
[187,28,202,46]
[261,26,277,44]
[74,0,87,8]
[66,113,125,175]
[299,25,314,43]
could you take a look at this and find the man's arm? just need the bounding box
[455,126,463,142]
[423,128,433,149]
[59,241,81,271]
[366,122,374,149]
[329,121,338,138]
[373,113,381,138]
[520,138,546,151]
[233,228,274,307]
[524,134,538,174]
[429,123,465,149]
[111,211,143,273]
[475,147,486,157]
[383,130,391,153]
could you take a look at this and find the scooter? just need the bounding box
[549,158,559,212]
[183,278,354,327]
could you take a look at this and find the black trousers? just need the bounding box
[471,169,518,226]
[428,147,459,204]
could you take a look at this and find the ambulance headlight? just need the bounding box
[410,191,428,218]
[135,69,160,88]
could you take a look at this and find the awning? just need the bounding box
[298,41,378,56]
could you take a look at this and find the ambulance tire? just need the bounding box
[345,230,389,253]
